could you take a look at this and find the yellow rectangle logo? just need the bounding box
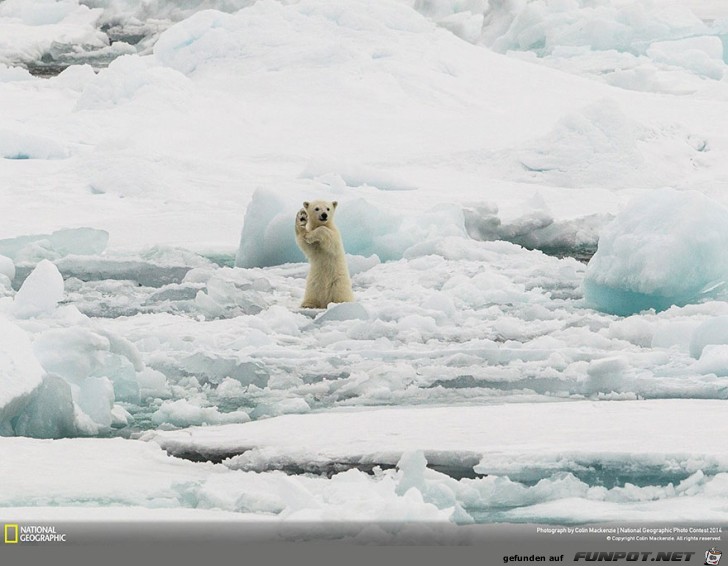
[4,524,19,544]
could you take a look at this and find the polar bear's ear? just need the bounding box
[303,201,310,209]
[332,201,338,209]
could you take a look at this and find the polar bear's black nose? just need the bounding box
[320,212,328,221]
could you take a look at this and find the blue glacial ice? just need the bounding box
[235,188,466,268]
[584,189,728,316]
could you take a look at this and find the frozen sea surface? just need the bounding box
[5,400,728,526]
[2,0,728,527]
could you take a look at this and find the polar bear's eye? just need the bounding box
[315,207,320,211]
[326,208,330,211]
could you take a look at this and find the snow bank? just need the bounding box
[584,189,728,315]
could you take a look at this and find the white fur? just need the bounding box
[295,200,354,308]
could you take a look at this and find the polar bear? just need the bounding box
[295,200,354,308]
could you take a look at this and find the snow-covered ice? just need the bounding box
[2,0,728,529]
[13,259,65,317]
[146,401,728,480]
[5,401,728,526]
[584,189,728,315]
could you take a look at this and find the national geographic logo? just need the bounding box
[4,524,68,544]
[4,524,18,544]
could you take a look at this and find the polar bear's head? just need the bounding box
[303,200,338,227]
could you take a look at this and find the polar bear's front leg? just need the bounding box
[304,226,334,247]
